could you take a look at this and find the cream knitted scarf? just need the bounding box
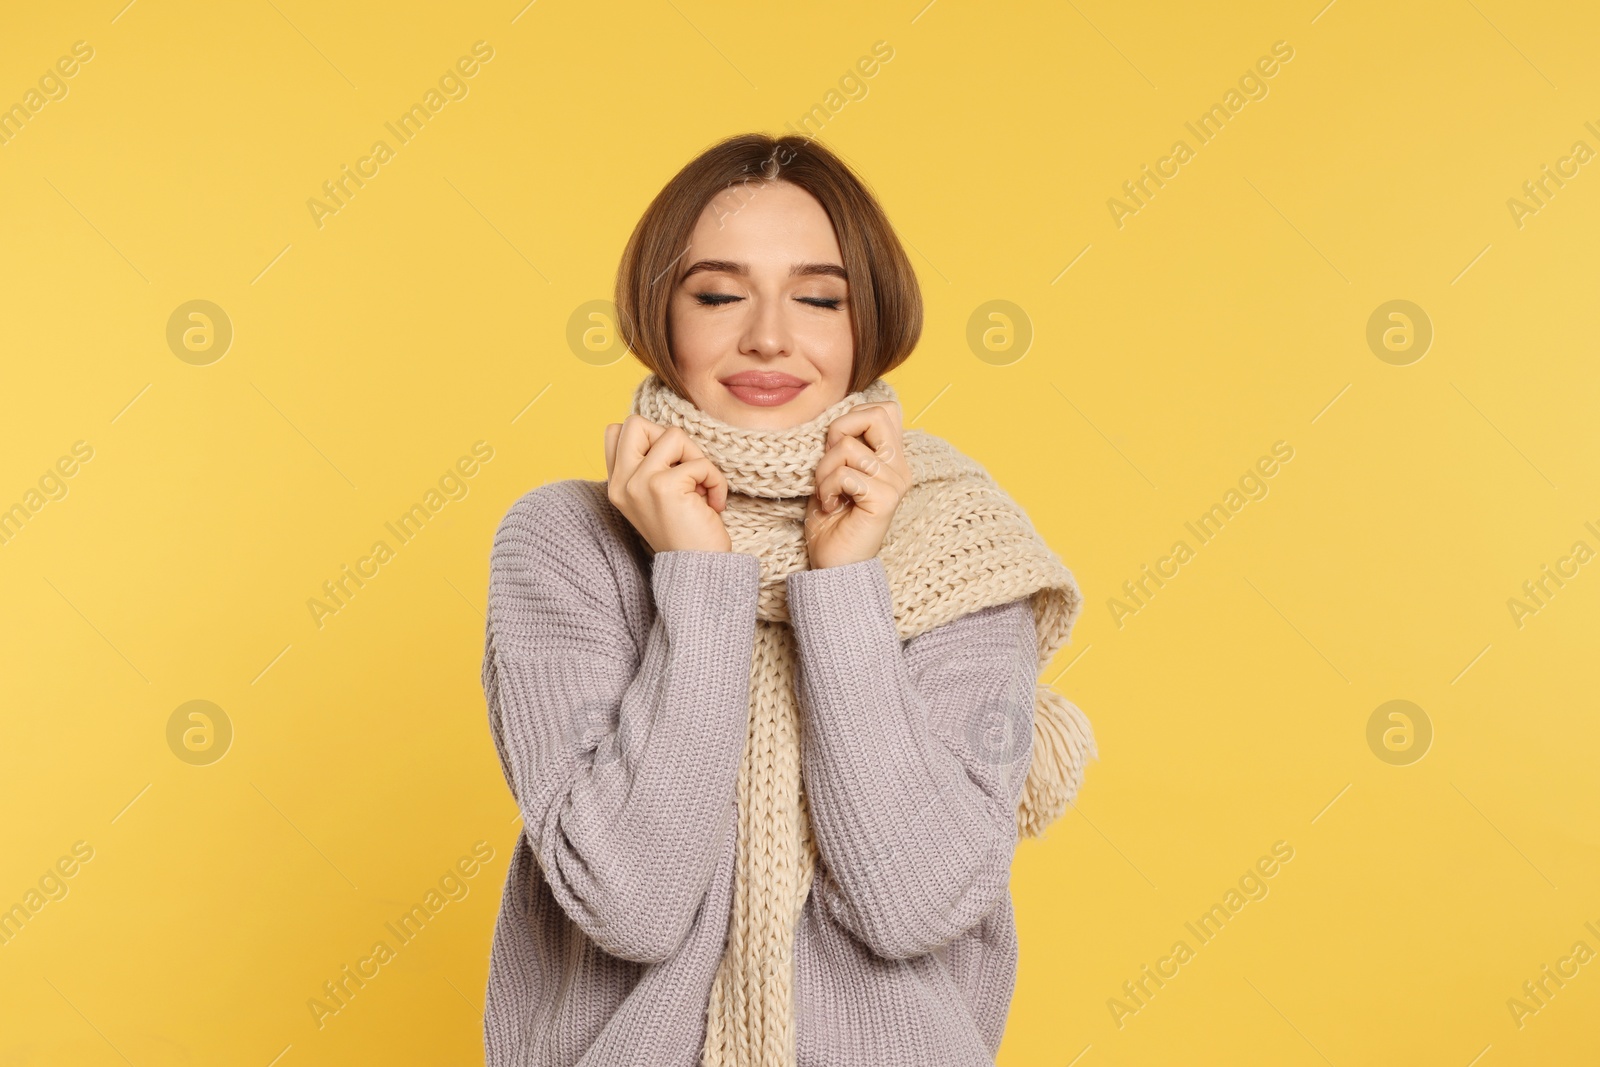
[627,372,1095,1066]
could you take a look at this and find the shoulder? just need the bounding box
[494,477,623,549]
[490,477,642,579]
[487,478,649,651]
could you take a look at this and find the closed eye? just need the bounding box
[692,293,845,310]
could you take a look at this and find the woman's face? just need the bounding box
[668,180,855,430]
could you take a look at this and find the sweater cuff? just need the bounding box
[651,549,762,628]
[785,556,897,640]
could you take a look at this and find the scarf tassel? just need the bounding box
[1017,683,1099,840]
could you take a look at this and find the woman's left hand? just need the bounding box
[802,401,914,570]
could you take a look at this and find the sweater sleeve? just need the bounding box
[786,555,1039,961]
[483,483,761,965]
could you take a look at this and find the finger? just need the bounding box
[604,423,620,479]
[817,433,897,483]
[815,457,890,513]
[704,465,728,511]
[663,432,726,507]
[632,425,702,479]
[612,415,667,489]
[799,491,835,543]
[652,456,726,504]
[816,438,909,507]
[826,402,902,456]
[828,405,912,491]
[816,464,868,514]
[674,455,729,509]
[632,427,729,504]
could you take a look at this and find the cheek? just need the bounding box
[797,309,855,368]
[667,299,723,370]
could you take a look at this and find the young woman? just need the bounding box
[481,133,1093,1067]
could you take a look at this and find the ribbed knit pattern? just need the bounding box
[480,375,1097,1066]
[626,374,1097,1067]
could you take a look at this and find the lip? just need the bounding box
[720,371,810,407]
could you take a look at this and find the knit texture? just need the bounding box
[627,373,1097,1067]
[482,480,1079,1064]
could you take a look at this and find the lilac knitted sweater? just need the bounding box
[480,477,1041,1066]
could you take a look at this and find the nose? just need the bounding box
[738,290,793,360]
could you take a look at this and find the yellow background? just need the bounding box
[2,0,1597,1063]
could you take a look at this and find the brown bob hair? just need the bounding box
[614,133,923,398]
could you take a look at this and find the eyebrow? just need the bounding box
[680,259,847,282]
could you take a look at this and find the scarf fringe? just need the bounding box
[1017,683,1099,840]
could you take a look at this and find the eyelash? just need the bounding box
[694,293,844,311]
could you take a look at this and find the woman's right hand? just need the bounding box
[604,416,733,554]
